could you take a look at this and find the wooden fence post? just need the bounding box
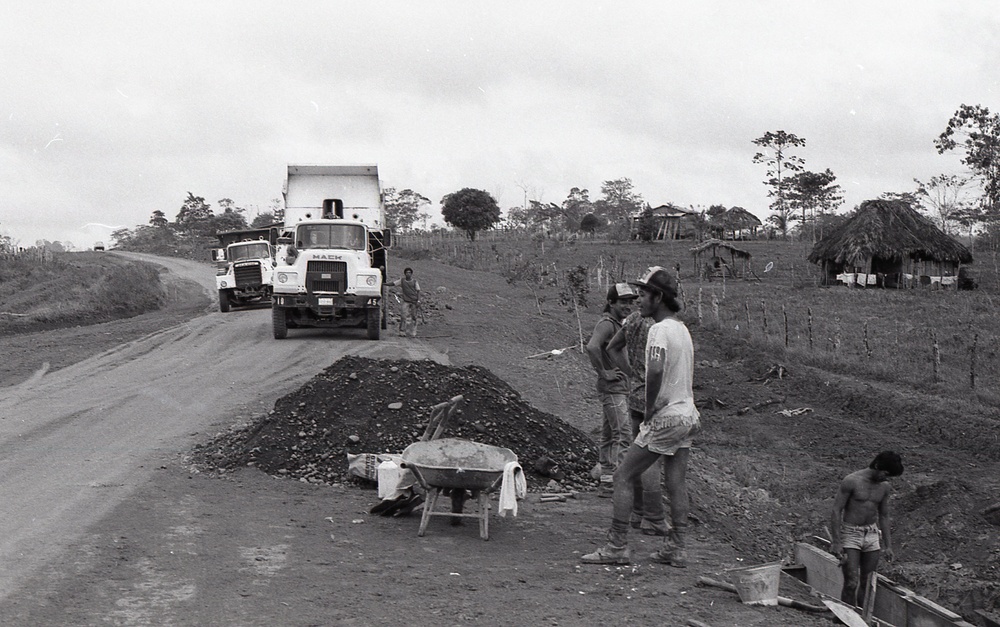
[807,307,813,351]
[932,330,941,383]
[744,299,751,335]
[970,332,978,390]
[782,304,789,348]
[697,288,703,325]
[711,293,719,326]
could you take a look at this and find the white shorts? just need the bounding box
[634,413,701,455]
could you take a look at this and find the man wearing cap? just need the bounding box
[606,309,668,537]
[582,266,700,567]
[585,283,638,497]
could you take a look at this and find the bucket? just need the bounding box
[730,562,782,606]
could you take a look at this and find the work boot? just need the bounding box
[597,475,614,498]
[581,543,631,565]
[650,528,688,568]
[581,528,631,565]
[629,513,643,529]
[640,518,669,537]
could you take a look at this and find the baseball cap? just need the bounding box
[629,266,678,298]
[607,282,638,301]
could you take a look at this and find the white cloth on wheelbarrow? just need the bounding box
[498,461,526,518]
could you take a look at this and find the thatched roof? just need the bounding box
[808,200,973,266]
[690,239,752,259]
[724,207,762,229]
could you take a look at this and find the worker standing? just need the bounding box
[831,451,903,609]
[582,267,700,566]
[389,267,421,338]
[585,283,638,497]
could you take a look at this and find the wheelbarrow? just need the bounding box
[400,438,517,540]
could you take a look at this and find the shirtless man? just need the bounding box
[830,451,904,608]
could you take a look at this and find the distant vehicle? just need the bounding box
[94,242,105,251]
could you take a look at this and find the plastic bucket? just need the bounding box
[731,562,782,606]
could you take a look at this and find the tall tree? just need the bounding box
[440,188,501,240]
[752,130,806,239]
[913,174,974,234]
[251,212,278,228]
[174,193,213,236]
[787,169,844,242]
[149,210,169,228]
[384,187,430,231]
[211,207,249,233]
[596,178,644,222]
[935,104,1000,208]
[561,187,593,231]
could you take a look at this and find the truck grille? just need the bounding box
[306,260,347,293]
[234,262,262,287]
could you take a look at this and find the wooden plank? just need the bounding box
[794,543,843,598]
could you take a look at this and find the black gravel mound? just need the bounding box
[190,356,599,490]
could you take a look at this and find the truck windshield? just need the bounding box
[229,242,272,261]
[296,224,366,250]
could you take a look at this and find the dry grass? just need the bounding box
[395,233,1000,409]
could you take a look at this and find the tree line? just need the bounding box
[109,102,1000,251]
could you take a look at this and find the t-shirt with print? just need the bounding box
[621,311,654,413]
[645,317,698,421]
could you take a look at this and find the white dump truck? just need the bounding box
[212,226,281,312]
[271,165,390,340]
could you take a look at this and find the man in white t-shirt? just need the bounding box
[582,266,701,567]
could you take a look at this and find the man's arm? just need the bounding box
[606,326,631,375]
[645,344,665,419]
[585,320,621,381]
[830,479,852,559]
[878,486,894,561]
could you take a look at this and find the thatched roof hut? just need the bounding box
[722,207,762,239]
[691,239,757,280]
[808,199,973,288]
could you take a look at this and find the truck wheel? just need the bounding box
[272,307,288,339]
[218,291,231,313]
[367,307,380,340]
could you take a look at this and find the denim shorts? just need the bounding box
[841,523,881,552]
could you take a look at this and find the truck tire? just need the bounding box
[366,307,380,340]
[272,307,289,339]
[219,290,231,313]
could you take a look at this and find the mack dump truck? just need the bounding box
[212,226,281,312]
[271,164,390,340]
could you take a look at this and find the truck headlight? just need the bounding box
[220,279,228,287]
[277,272,296,284]
[365,275,377,287]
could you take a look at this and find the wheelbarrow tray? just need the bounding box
[401,438,517,491]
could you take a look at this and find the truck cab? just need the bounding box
[271,164,390,340]
[213,236,277,312]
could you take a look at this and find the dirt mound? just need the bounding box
[191,356,599,490]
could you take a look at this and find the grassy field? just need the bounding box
[396,232,1000,410]
[0,251,166,335]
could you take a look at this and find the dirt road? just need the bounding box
[0,253,446,604]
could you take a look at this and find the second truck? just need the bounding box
[271,164,390,340]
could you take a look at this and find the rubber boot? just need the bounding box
[581,525,631,565]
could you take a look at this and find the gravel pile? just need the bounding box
[190,356,599,490]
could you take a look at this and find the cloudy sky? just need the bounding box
[1,1,997,248]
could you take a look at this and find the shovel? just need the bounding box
[823,599,868,627]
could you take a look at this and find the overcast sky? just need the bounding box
[2,1,997,248]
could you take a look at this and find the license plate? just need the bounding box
[318,297,333,306]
